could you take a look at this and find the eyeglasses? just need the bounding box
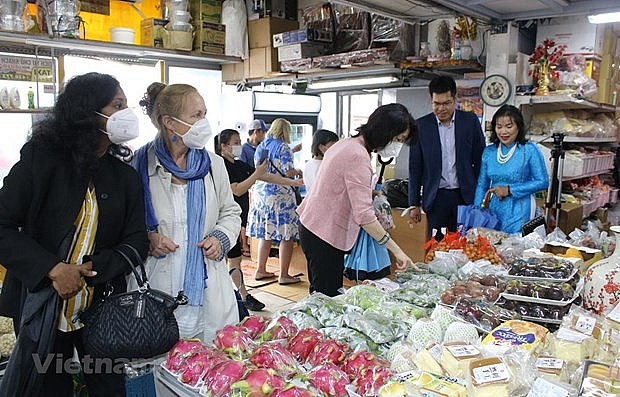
[432,100,454,108]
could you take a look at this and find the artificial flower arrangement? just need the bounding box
[528,38,567,80]
[454,16,477,41]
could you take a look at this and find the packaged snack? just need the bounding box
[481,320,548,354]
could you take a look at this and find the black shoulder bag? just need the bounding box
[269,159,303,205]
[79,244,188,359]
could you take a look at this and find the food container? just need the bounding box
[169,10,190,23]
[110,27,135,44]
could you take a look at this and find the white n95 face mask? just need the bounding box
[172,117,213,149]
[377,141,404,159]
[231,145,242,158]
[96,108,140,144]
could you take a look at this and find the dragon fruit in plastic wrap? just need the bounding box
[341,350,390,379]
[239,315,269,339]
[287,328,323,363]
[307,363,350,397]
[307,339,348,367]
[213,324,254,359]
[271,385,315,397]
[355,366,393,396]
[249,342,301,377]
[229,368,285,396]
[165,339,206,373]
[201,359,246,397]
[179,350,212,387]
[257,316,299,342]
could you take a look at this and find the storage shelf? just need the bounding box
[0,108,50,114]
[529,135,617,143]
[0,31,240,68]
[516,94,617,112]
[562,169,613,182]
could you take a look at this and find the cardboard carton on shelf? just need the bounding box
[141,18,168,48]
[189,0,222,24]
[277,42,326,62]
[248,17,299,49]
[194,21,226,55]
[221,61,249,82]
[249,46,279,78]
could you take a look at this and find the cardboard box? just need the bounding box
[268,0,298,21]
[221,61,249,82]
[195,21,226,54]
[277,42,325,61]
[272,28,333,47]
[249,46,279,78]
[141,18,168,48]
[390,208,427,263]
[558,202,583,235]
[248,17,299,49]
[189,0,222,24]
[536,16,604,56]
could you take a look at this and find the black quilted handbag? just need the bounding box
[79,244,188,360]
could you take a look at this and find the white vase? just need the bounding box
[583,225,620,315]
[461,39,473,60]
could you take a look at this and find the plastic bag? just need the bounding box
[373,194,394,230]
[221,0,248,59]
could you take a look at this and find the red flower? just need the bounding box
[603,282,620,294]
[528,38,567,68]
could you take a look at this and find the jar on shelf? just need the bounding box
[419,42,431,59]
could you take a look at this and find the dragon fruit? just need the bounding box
[179,350,212,387]
[229,368,285,396]
[201,359,246,397]
[355,366,393,396]
[307,339,348,367]
[257,316,299,342]
[341,350,390,379]
[307,363,350,397]
[213,324,254,359]
[271,385,315,397]
[287,328,323,363]
[249,342,301,377]
[240,315,269,339]
[166,339,205,373]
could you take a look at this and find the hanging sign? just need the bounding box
[0,55,54,83]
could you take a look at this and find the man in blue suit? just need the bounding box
[407,76,485,240]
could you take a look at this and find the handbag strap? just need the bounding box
[115,244,148,290]
[269,158,297,192]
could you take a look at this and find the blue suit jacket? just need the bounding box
[408,110,485,212]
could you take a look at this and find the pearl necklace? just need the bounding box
[496,143,517,164]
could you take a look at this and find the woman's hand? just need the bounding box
[393,250,419,271]
[148,232,179,258]
[48,261,97,300]
[489,186,511,200]
[198,236,222,261]
[254,158,268,178]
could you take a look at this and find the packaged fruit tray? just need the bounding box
[505,257,577,283]
[503,266,578,283]
[520,315,563,325]
[501,278,584,307]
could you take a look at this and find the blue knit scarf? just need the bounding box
[134,137,211,306]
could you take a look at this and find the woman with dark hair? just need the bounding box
[297,103,419,296]
[474,104,549,234]
[303,129,339,191]
[134,83,242,342]
[0,72,149,396]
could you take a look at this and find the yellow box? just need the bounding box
[189,0,222,24]
[585,58,600,81]
[194,21,226,54]
[141,18,168,48]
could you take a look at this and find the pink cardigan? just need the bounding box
[298,136,376,251]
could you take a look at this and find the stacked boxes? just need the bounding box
[141,18,168,48]
[190,0,226,54]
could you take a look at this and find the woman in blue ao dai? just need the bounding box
[474,105,549,234]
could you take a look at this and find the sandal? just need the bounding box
[254,271,276,280]
[278,276,301,285]
[242,249,251,257]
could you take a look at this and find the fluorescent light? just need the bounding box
[588,12,620,24]
[308,76,399,90]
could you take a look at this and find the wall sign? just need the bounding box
[0,55,54,83]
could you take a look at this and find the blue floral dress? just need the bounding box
[247,136,299,241]
[474,141,549,234]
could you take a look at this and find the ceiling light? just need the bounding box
[308,76,400,90]
[588,12,620,24]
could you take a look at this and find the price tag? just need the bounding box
[472,363,509,384]
[536,357,564,370]
[435,251,448,258]
[526,377,571,397]
[607,302,620,324]
[446,344,480,358]
[428,343,443,362]
[557,327,588,343]
[574,315,596,336]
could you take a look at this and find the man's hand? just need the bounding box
[48,262,97,300]
[291,143,302,153]
[148,232,179,258]
[408,207,422,224]
[198,236,223,261]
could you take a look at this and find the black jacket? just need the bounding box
[0,141,149,319]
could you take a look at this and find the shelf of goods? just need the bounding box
[0,31,240,68]
[515,94,617,113]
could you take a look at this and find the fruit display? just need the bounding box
[439,276,504,305]
[507,257,575,280]
[453,298,520,332]
[496,298,571,321]
[504,280,576,302]
[425,232,503,264]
